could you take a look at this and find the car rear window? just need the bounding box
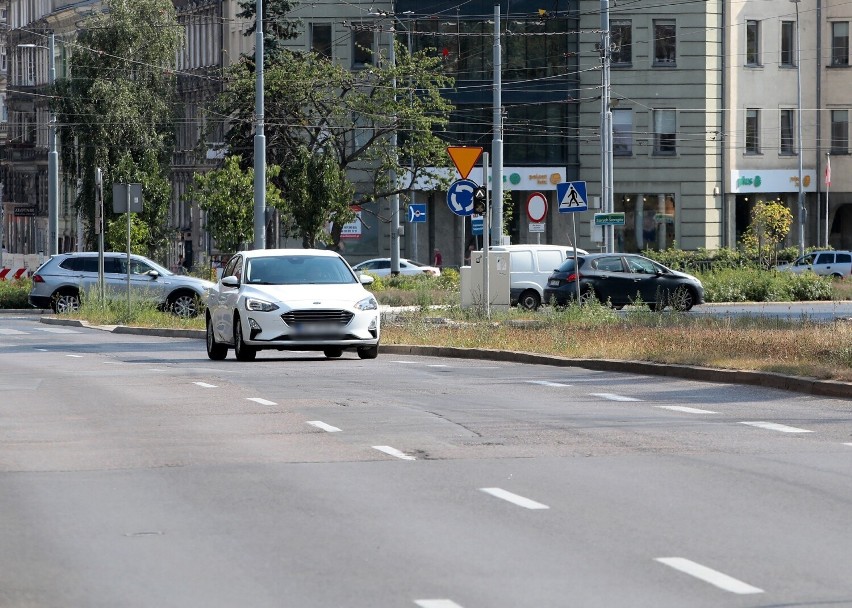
[836,253,851,264]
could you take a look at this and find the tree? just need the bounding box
[237,0,301,60]
[741,200,794,268]
[214,43,455,249]
[53,0,181,253]
[283,146,355,249]
[186,156,283,253]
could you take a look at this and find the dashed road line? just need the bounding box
[246,397,277,406]
[307,421,342,433]
[480,487,549,510]
[65,354,83,358]
[590,393,641,402]
[0,329,27,335]
[844,443,852,447]
[372,445,416,461]
[527,380,572,387]
[35,327,80,334]
[193,382,218,388]
[739,421,813,434]
[655,557,764,594]
[415,601,465,608]
[656,405,718,414]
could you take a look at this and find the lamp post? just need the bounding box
[253,0,266,250]
[20,34,58,256]
[791,0,804,256]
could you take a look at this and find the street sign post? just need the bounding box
[594,212,626,226]
[557,181,588,213]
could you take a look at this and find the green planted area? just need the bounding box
[0,279,32,309]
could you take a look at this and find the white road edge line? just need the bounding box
[656,405,718,414]
[739,421,813,433]
[372,445,416,461]
[193,382,218,388]
[415,601,465,608]
[246,397,277,406]
[480,487,549,510]
[655,557,764,594]
[527,380,572,387]
[590,392,641,402]
[307,421,342,433]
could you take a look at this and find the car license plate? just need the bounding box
[296,322,338,335]
[548,279,561,287]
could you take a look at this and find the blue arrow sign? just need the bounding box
[446,179,478,217]
[408,203,427,223]
[557,181,588,213]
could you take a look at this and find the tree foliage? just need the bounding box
[186,156,283,253]
[741,200,794,269]
[237,0,301,60]
[283,146,355,249]
[53,0,181,253]
[214,43,455,248]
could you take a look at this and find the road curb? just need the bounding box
[37,317,851,399]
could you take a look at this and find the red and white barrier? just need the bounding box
[0,268,29,281]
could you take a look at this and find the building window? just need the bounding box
[352,29,373,67]
[832,22,849,66]
[831,110,849,154]
[781,21,795,66]
[614,194,676,252]
[311,23,332,59]
[653,109,676,155]
[654,20,676,65]
[746,20,760,66]
[745,109,760,154]
[611,21,632,65]
[613,109,633,156]
[780,109,795,155]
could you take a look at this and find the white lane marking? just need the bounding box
[739,421,812,434]
[193,382,218,388]
[65,354,83,358]
[415,601,465,608]
[590,392,641,402]
[373,445,416,461]
[0,329,27,335]
[428,364,449,368]
[35,327,80,334]
[102,361,124,365]
[35,348,48,351]
[655,557,764,594]
[844,443,852,447]
[246,397,277,406]
[656,405,718,414]
[480,487,549,510]
[307,421,342,433]
[527,380,572,387]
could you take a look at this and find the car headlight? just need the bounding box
[355,296,378,311]
[245,298,279,312]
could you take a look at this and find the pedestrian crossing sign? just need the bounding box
[557,181,588,213]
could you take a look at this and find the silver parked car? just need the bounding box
[204,249,380,361]
[28,252,214,317]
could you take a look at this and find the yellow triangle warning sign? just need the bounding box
[447,146,483,180]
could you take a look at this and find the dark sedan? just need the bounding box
[543,253,705,311]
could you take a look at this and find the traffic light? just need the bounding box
[473,186,487,214]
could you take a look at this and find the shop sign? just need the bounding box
[730,170,817,193]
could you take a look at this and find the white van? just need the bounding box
[487,244,587,309]
[777,250,852,279]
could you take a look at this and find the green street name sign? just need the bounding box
[594,212,626,226]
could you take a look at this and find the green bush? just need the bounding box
[0,279,32,309]
[699,268,832,302]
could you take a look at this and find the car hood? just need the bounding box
[166,275,216,290]
[236,283,373,309]
[667,269,703,284]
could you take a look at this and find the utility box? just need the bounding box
[461,250,510,310]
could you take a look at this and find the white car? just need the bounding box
[352,257,441,277]
[776,250,852,279]
[204,249,380,361]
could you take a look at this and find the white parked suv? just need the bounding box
[29,252,214,316]
[777,250,852,279]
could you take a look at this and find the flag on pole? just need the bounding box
[825,155,831,187]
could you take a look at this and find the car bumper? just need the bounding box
[241,309,380,348]
[28,294,52,309]
[543,286,577,305]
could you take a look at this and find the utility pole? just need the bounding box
[389,28,400,274]
[791,0,805,256]
[600,0,614,253]
[253,0,267,250]
[491,3,504,245]
[47,33,58,256]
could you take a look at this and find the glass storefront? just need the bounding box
[613,193,676,252]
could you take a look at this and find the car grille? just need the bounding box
[281,309,354,326]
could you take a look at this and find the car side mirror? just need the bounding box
[360,274,374,286]
[221,275,240,288]
[147,270,160,279]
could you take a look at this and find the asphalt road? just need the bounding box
[1,314,851,607]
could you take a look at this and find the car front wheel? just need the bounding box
[233,314,257,361]
[206,313,228,360]
[669,286,696,312]
[357,344,379,360]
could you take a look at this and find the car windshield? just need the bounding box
[245,255,357,285]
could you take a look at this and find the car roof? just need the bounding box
[236,249,342,259]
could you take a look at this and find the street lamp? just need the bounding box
[791,0,805,256]
[253,0,266,249]
[19,34,58,256]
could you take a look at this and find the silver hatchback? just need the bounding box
[29,252,215,317]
